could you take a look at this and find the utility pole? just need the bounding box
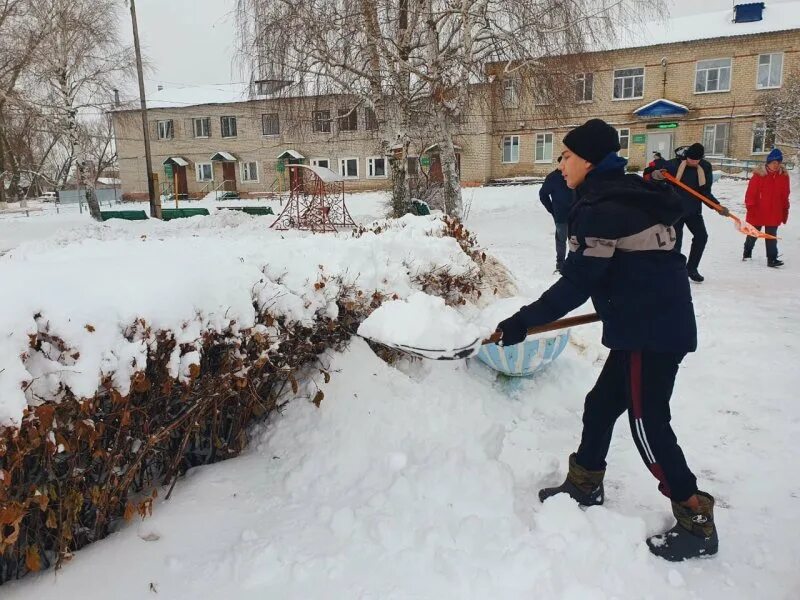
[128,0,161,218]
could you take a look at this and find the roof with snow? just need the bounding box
[163,157,189,167]
[617,1,800,49]
[211,152,237,162]
[633,99,689,117]
[277,150,305,160]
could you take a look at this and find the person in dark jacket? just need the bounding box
[643,152,668,182]
[495,119,718,562]
[539,157,575,272]
[665,142,716,283]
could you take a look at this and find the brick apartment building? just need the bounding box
[113,2,799,200]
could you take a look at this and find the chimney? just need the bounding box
[733,3,765,23]
[113,88,120,107]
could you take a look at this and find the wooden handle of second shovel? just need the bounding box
[485,312,600,345]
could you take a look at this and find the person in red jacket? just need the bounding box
[743,148,790,267]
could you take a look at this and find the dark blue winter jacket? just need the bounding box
[501,153,697,353]
[539,169,575,223]
[665,158,716,216]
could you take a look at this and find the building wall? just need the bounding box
[490,29,799,177]
[114,28,799,197]
[114,93,493,199]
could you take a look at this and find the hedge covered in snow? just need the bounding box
[0,212,489,583]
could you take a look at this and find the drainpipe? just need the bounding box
[661,57,668,98]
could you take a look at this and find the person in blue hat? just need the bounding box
[744,148,790,266]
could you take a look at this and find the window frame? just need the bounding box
[157,119,174,140]
[366,156,388,179]
[612,67,645,101]
[192,117,210,138]
[756,52,784,90]
[261,112,280,137]
[364,107,379,131]
[240,160,259,183]
[195,162,213,182]
[310,158,331,169]
[502,78,520,109]
[751,121,776,155]
[337,108,358,132]
[702,123,730,157]
[575,72,594,103]
[502,135,520,164]
[617,128,631,157]
[339,157,359,179]
[534,132,554,163]
[694,57,732,94]
[313,110,332,133]
[220,116,238,138]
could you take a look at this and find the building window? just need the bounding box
[339,157,359,179]
[240,161,259,182]
[262,113,279,136]
[502,78,520,108]
[757,53,783,89]
[220,116,237,138]
[195,162,213,182]
[365,107,378,131]
[192,117,210,138]
[311,158,330,169]
[502,135,520,163]
[618,128,630,157]
[695,58,732,94]
[703,123,730,157]
[613,67,644,100]
[535,133,554,163]
[338,108,358,132]
[367,157,387,178]
[157,119,174,140]
[313,110,331,133]
[752,122,776,154]
[575,73,593,102]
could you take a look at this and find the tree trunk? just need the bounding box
[388,141,411,217]
[434,110,463,217]
[0,124,6,210]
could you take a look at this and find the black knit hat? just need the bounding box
[685,143,705,160]
[562,119,621,165]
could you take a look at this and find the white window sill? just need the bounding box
[535,159,553,164]
[366,175,388,179]
[576,100,594,104]
[194,136,209,139]
[611,96,644,101]
[751,151,771,155]
[501,160,520,164]
[262,134,280,138]
[756,85,782,90]
[241,180,259,184]
[221,136,237,139]
[694,89,731,95]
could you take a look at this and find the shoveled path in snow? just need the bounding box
[6,182,800,599]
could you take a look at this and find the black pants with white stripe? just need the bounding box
[575,350,698,502]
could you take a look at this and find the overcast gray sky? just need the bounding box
[124,0,792,95]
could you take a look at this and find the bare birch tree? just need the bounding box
[237,0,661,217]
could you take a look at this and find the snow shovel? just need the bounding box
[375,312,600,361]
[661,171,778,240]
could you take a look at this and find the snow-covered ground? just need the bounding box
[3,180,800,599]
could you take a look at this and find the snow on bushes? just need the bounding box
[0,212,489,583]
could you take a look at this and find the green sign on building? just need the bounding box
[632,134,647,145]
[419,155,431,167]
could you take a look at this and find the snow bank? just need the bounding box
[357,291,487,350]
[0,213,477,426]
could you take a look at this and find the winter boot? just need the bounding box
[768,258,784,268]
[647,491,719,562]
[539,453,605,506]
[742,249,752,261]
[688,270,705,283]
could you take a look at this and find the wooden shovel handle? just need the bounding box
[485,312,600,345]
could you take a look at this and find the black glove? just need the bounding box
[717,205,731,217]
[495,312,528,347]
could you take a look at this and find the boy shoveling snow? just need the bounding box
[495,119,719,562]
